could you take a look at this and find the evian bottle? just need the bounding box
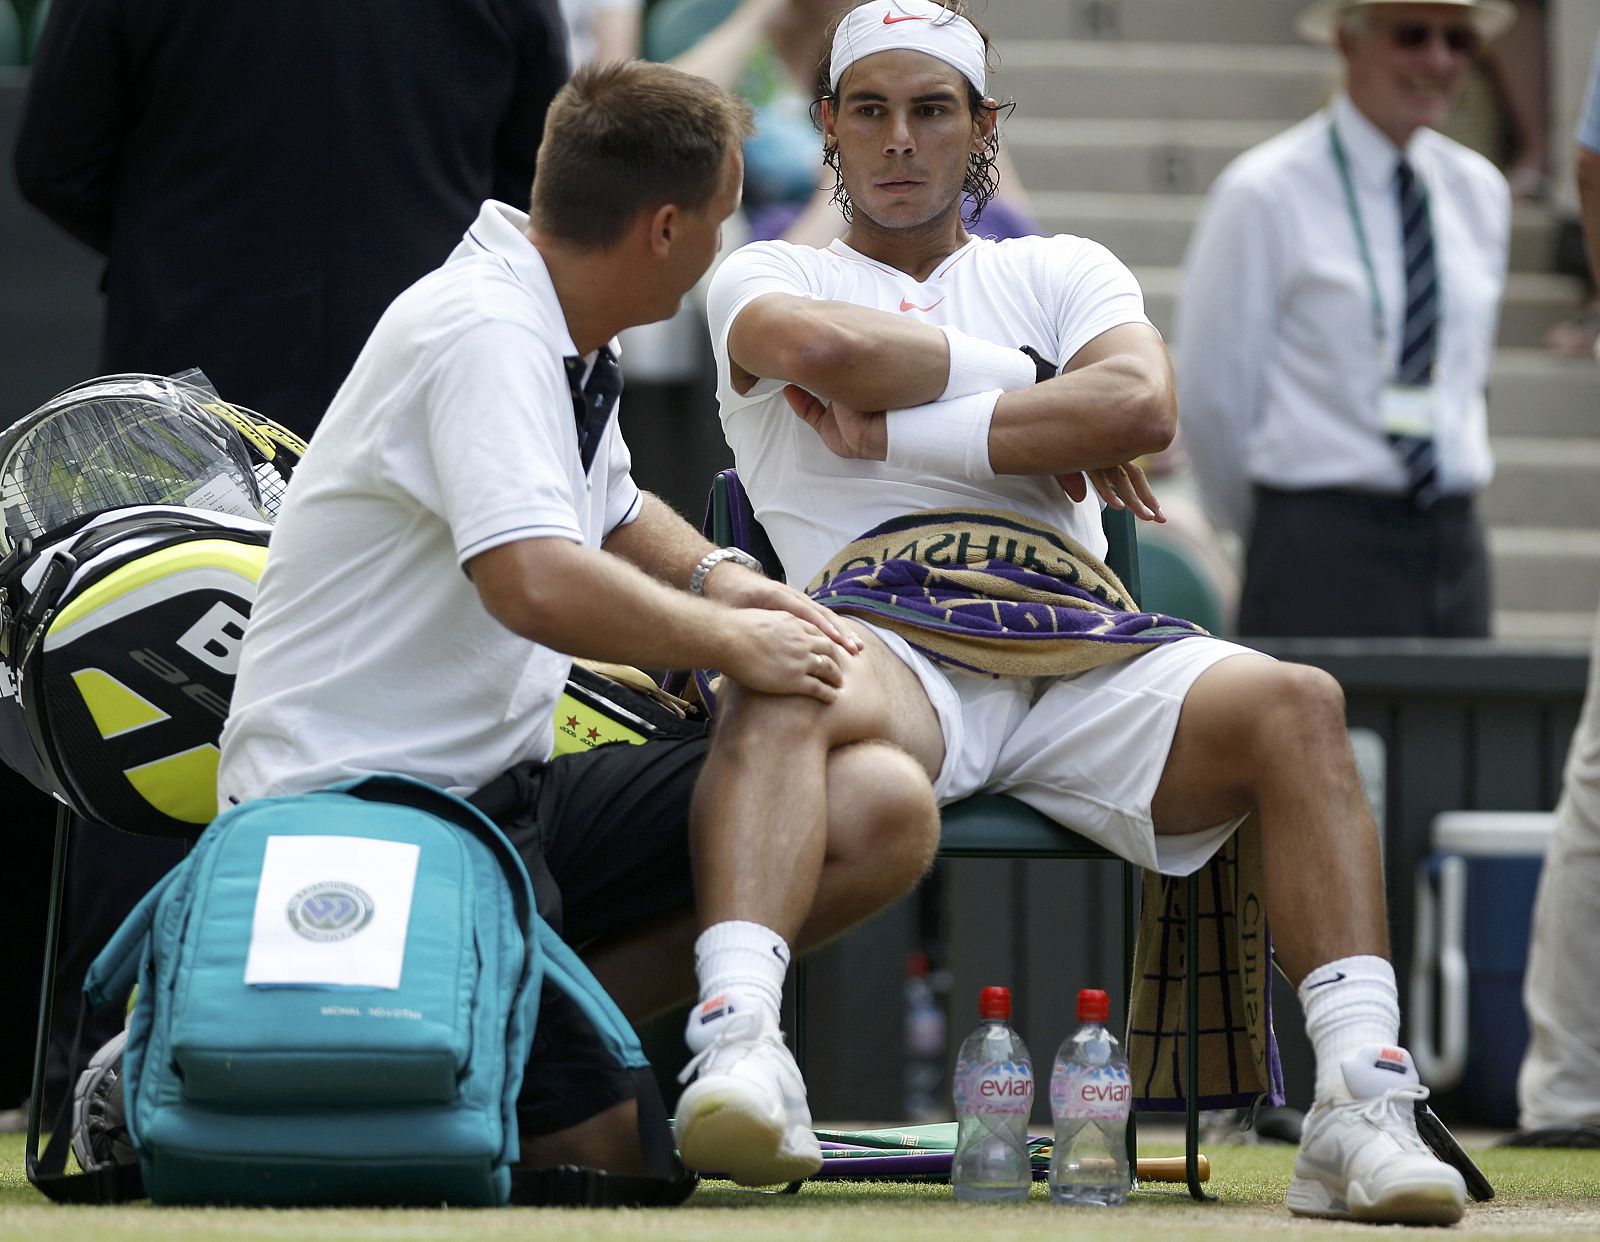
[1048,988,1131,1206]
[951,985,1033,1202]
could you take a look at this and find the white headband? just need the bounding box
[828,1,986,97]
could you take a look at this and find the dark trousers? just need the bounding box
[1239,486,1491,638]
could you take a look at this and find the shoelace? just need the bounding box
[1351,1082,1432,1152]
[676,1022,788,1086]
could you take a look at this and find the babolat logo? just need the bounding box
[286,881,375,942]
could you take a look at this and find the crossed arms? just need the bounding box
[725,291,1176,515]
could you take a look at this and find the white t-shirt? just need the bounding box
[706,234,1152,589]
[218,201,641,801]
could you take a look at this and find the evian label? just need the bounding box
[1051,1060,1131,1121]
[954,1056,1033,1116]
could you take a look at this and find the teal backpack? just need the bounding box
[27,773,693,1207]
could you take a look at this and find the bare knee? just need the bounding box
[1266,663,1345,725]
[1252,663,1348,755]
[825,741,940,886]
[712,679,828,761]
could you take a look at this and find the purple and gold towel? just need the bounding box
[804,507,1207,678]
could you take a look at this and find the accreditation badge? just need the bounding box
[1379,382,1438,439]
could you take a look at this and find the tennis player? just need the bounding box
[706,0,1473,1224]
[219,61,938,1189]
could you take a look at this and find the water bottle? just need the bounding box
[1048,988,1132,1206]
[903,951,946,1121]
[951,985,1033,1202]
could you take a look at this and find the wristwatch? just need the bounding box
[689,546,764,596]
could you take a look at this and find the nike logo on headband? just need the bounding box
[883,13,929,23]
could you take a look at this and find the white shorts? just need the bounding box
[867,628,1261,876]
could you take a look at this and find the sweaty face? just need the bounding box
[1340,4,1477,146]
[824,50,991,233]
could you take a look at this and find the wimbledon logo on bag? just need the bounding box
[286,881,376,942]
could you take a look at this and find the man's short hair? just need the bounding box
[531,61,754,247]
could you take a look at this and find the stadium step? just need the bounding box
[984,0,1311,46]
[1480,438,1600,530]
[1487,350,1600,439]
[1490,527,1600,619]
[992,40,1335,122]
[1135,268,1585,351]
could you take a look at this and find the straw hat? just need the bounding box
[1296,0,1515,45]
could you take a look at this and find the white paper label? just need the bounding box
[184,470,262,519]
[243,835,420,989]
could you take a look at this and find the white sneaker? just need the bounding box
[1287,1045,1467,1225]
[673,995,822,1187]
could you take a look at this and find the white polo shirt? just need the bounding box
[219,201,642,801]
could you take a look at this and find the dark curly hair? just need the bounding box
[808,1,1013,226]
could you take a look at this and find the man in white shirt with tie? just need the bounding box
[1177,0,1512,637]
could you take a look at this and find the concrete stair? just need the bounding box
[1131,268,1584,350]
[984,0,1310,45]
[994,40,1335,121]
[1029,190,1560,271]
[985,4,1599,642]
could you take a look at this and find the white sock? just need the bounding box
[1299,954,1401,1103]
[695,920,789,1026]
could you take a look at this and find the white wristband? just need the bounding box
[885,390,999,481]
[938,325,1036,401]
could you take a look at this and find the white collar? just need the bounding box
[1331,94,1429,189]
[459,200,583,359]
[825,233,981,283]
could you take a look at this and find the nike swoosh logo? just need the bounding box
[883,13,929,23]
[899,297,945,312]
[772,943,790,964]
[1304,971,1347,989]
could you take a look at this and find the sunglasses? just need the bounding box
[1390,22,1480,55]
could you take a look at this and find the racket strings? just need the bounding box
[0,374,308,553]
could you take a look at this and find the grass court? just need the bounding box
[3,1132,1597,1241]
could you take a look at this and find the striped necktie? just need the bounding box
[1392,159,1439,506]
[564,346,623,473]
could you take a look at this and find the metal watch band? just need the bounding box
[689,546,763,596]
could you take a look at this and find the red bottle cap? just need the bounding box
[1077,988,1110,1024]
[978,986,1012,1020]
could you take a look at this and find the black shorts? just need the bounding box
[469,735,708,1137]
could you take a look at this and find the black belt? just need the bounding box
[1253,484,1477,519]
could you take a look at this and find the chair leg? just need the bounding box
[1121,861,1139,1178]
[25,803,72,1177]
[1184,869,1215,1202]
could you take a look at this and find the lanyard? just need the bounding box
[1328,119,1437,380]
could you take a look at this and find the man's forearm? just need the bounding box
[601,492,713,590]
[730,297,951,409]
[474,535,739,671]
[985,352,1175,476]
